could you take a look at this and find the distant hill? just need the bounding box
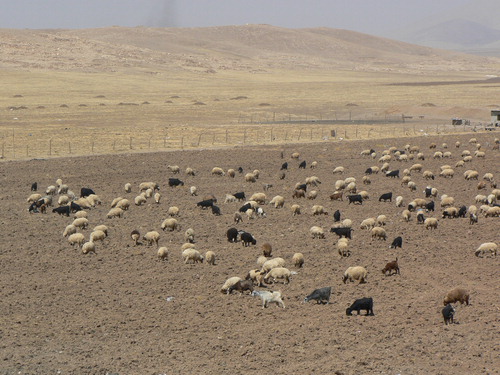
[0,24,498,73]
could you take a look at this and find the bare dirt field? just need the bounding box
[1,132,499,375]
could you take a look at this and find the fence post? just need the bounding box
[181,136,184,149]
[197,133,202,146]
[285,131,288,141]
[270,128,273,141]
[1,143,4,159]
[356,126,358,138]
[297,129,302,140]
[226,129,228,144]
[49,138,52,156]
[148,137,152,149]
[69,142,72,154]
[12,129,15,159]
[129,137,133,149]
[243,129,247,144]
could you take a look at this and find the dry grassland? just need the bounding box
[1,67,498,160]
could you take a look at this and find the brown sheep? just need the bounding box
[443,288,470,306]
[262,243,273,257]
[382,258,400,275]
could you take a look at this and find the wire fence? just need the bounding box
[0,121,491,161]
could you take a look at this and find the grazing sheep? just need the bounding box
[483,173,494,182]
[312,205,328,216]
[291,204,301,216]
[469,213,478,225]
[371,227,387,240]
[131,230,140,245]
[376,215,387,226]
[292,253,304,268]
[333,166,345,174]
[442,304,455,325]
[245,173,257,183]
[227,280,254,295]
[252,290,285,309]
[264,267,292,284]
[475,242,498,257]
[409,163,423,172]
[58,195,70,206]
[116,199,130,211]
[68,233,85,248]
[342,219,352,228]
[157,247,169,261]
[144,188,153,199]
[307,190,318,200]
[335,180,346,191]
[464,170,479,180]
[220,277,242,294]
[310,161,318,169]
[161,218,180,232]
[205,250,216,265]
[304,287,331,304]
[342,266,368,284]
[167,206,180,217]
[360,218,375,230]
[439,169,454,178]
[224,194,237,203]
[395,196,404,207]
[46,185,57,195]
[227,168,236,178]
[329,191,343,201]
[440,196,455,208]
[233,212,243,223]
[27,193,43,203]
[261,257,286,273]
[211,167,225,176]
[240,231,257,246]
[124,183,132,193]
[443,288,470,306]
[310,226,325,239]
[362,176,371,185]
[269,195,285,208]
[346,297,374,316]
[250,192,267,204]
[154,192,161,204]
[107,207,124,219]
[82,241,96,255]
[182,248,204,264]
[143,231,160,246]
[402,210,411,222]
[111,197,124,208]
[63,224,77,238]
[139,182,159,192]
[93,225,108,236]
[167,165,180,174]
[190,186,198,196]
[424,217,438,230]
[90,230,106,243]
[484,206,500,217]
[337,238,351,257]
[134,195,147,206]
[390,236,403,249]
[184,228,195,243]
[262,243,273,257]
[185,167,196,176]
[246,269,265,287]
[74,210,88,219]
[72,217,89,230]
[382,258,400,275]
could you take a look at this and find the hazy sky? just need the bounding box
[0,0,473,38]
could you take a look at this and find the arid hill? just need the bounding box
[1,24,498,73]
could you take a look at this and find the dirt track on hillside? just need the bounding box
[1,133,499,375]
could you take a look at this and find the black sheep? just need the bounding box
[197,199,214,209]
[52,206,70,216]
[80,187,95,198]
[233,192,246,201]
[30,182,38,191]
[226,228,239,243]
[346,297,374,316]
[442,304,455,325]
[333,210,341,222]
[390,236,403,249]
[240,231,257,246]
[385,170,400,178]
[168,178,184,187]
[347,194,363,205]
[70,201,82,213]
[280,162,288,170]
[330,227,353,239]
[425,201,435,212]
[458,206,467,218]
[298,160,306,169]
[239,203,252,213]
[211,205,221,216]
[379,192,393,202]
[304,287,331,304]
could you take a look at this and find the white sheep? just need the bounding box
[111,197,123,208]
[362,176,371,185]
[46,185,57,195]
[63,224,77,237]
[224,194,237,203]
[82,241,96,254]
[291,204,301,216]
[144,188,153,199]
[167,206,180,217]
[395,196,403,207]
[261,257,286,273]
[360,218,376,230]
[402,209,411,222]
[124,183,132,193]
[269,195,285,208]
[107,207,124,218]
[167,165,180,174]
[184,228,195,243]
[154,192,161,204]
[72,217,89,230]
[475,242,497,257]
[245,173,257,183]
[58,195,70,206]
[371,226,387,240]
[484,206,500,217]
[311,205,327,216]
[307,190,318,200]
[292,253,304,268]
[227,168,236,178]
[337,238,351,257]
[27,193,42,203]
[247,269,265,286]
[161,218,180,231]
[250,192,267,204]
[251,290,285,309]
[139,182,159,192]
[157,247,169,261]
[93,225,108,236]
[205,251,216,265]
[90,230,106,243]
[234,212,243,223]
[74,210,88,219]
[211,167,225,176]
[143,231,160,246]
[115,199,130,211]
[310,226,325,239]
[439,169,454,178]
[333,166,344,174]
[257,255,268,267]
[376,215,387,226]
[424,217,438,230]
[440,196,455,207]
[190,186,198,196]
[342,266,368,284]
[135,195,147,206]
[221,277,242,293]
[86,194,102,207]
[185,167,195,176]
[264,267,292,284]
[68,233,85,248]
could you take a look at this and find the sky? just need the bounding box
[0,0,475,39]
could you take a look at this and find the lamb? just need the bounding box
[311,205,328,216]
[167,206,180,217]
[246,269,265,287]
[292,253,304,268]
[475,242,497,257]
[220,277,242,294]
[424,217,438,229]
[143,231,160,246]
[182,248,204,264]
[264,267,292,284]
[310,226,325,239]
[131,230,140,246]
[82,241,96,255]
[342,266,368,284]
[154,192,161,204]
[184,228,195,243]
[443,288,470,306]
[68,233,85,248]
[382,258,400,275]
[269,195,284,208]
[304,287,331,304]
[157,247,169,261]
[371,227,387,240]
[261,257,286,273]
[90,230,106,243]
[227,279,254,295]
[224,194,237,203]
[262,243,273,257]
[442,304,455,325]
[161,218,180,232]
[107,207,124,219]
[469,213,478,225]
[291,204,301,216]
[346,297,374,316]
[71,217,89,230]
[251,290,285,309]
[205,250,216,265]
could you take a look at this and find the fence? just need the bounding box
[0,121,488,161]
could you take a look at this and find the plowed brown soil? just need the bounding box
[1,133,499,375]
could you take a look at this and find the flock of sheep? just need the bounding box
[26,135,499,324]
